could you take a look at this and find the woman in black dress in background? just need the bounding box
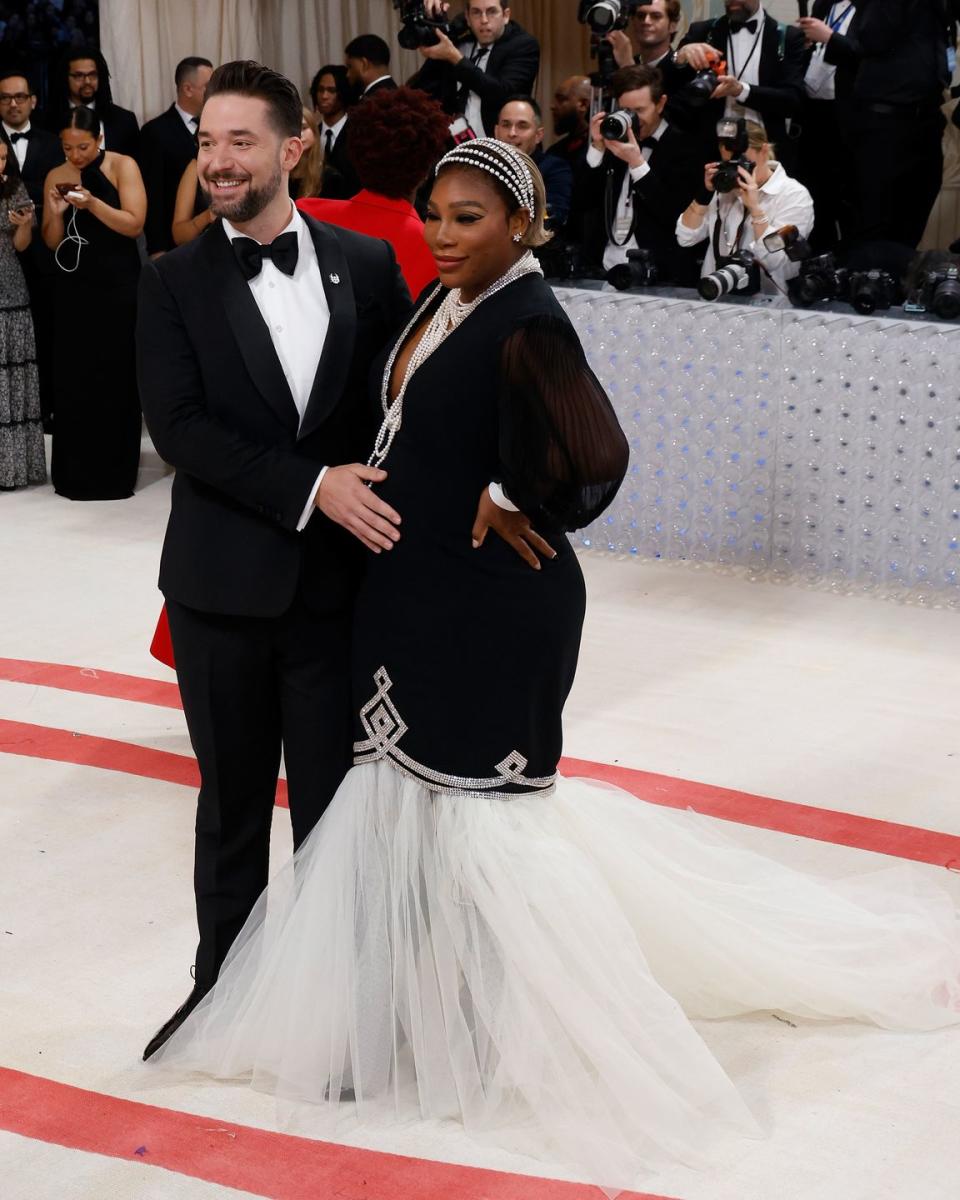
[154,143,960,1193]
[42,107,145,500]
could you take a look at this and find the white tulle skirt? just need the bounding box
[154,762,960,1193]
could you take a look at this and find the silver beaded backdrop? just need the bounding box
[557,288,960,604]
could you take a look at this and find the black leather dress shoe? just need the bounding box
[142,984,210,1061]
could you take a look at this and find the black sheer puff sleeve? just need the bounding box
[497,315,629,532]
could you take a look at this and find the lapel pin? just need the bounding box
[329,273,340,285]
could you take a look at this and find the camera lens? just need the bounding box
[699,263,748,301]
[600,110,632,142]
[583,0,623,32]
[932,278,960,320]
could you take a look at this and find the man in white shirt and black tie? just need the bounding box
[311,64,360,199]
[140,57,214,255]
[137,61,411,1061]
[674,0,806,171]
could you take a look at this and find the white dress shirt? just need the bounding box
[675,161,814,292]
[174,102,199,135]
[804,3,856,100]
[586,118,668,271]
[3,119,30,169]
[222,202,331,530]
[320,112,348,157]
[724,7,765,125]
[462,40,492,137]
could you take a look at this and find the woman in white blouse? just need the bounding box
[676,121,814,295]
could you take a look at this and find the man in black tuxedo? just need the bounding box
[311,64,360,200]
[0,71,62,429]
[46,46,141,160]
[606,0,698,132]
[344,35,398,100]
[844,0,949,248]
[581,64,703,285]
[674,0,806,172]
[795,3,861,251]
[140,57,213,256]
[415,1,540,139]
[137,61,411,1059]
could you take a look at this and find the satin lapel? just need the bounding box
[297,215,357,441]
[203,221,300,431]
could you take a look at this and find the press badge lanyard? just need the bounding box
[726,20,764,81]
[826,3,854,31]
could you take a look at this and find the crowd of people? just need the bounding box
[0,0,955,494]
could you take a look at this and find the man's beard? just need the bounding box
[201,162,283,223]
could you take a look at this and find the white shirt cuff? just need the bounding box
[586,144,604,168]
[738,81,751,103]
[629,160,651,182]
[297,466,328,531]
[488,481,519,512]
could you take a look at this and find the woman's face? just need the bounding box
[300,113,316,153]
[61,126,101,170]
[425,169,527,302]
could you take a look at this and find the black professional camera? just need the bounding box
[686,52,728,107]
[762,224,812,264]
[607,248,659,291]
[847,269,899,315]
[577,0,640,33]
[536,240,604,282]
[600,108,641,142]
[698,251,760,301]
[393,0,455,48]
[905,252,960,321]
[788,252,849,306]
[712,118,754,193]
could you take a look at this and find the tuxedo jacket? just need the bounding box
[416,20,540,136]
[362,77,398,99]
[137,216,412,618]
[140,104,197,253]
[98,102,141,159]
[676,15,806,149]
[808,0,862,102]
[319,118,361,200]
[582,124,704,283]
[1,125,62,209]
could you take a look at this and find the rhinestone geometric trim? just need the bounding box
[354,667,556,799]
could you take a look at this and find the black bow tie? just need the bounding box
[640,136,658,150]
[10,131,30,143]
[232,231,299,281]
[730,17,759,32]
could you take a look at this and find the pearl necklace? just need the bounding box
[368,251,543,471]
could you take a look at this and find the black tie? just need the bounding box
[10,131,30,143]
[731,17,759,32]
[232,231,299,282]
[640,137,658,151]
[324,128,333,157]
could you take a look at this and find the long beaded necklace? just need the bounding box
[367,250,543,471]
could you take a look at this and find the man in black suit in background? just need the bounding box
[415,1,540,139]
[674,0,806,171]
[46,46,141,159]
[0,71,61,429]
[606,0,696,132]
[137,61,411,1059]
[344,35,398,100]
[582,64,703,284]
[140,57,213,256]
[311,63,360,199]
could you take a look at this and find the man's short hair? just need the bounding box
[175,56,214,89]
[0,70,32,92]
[344,34,391,67]
[499,94,542,124]
[611,63,664,104]
[634,0,682,24]
[203,60,302,138]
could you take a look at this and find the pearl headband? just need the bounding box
[436,137,537,223]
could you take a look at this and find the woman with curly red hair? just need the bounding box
[298,86,450,297]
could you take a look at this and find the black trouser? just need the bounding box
[167,593,353,990]
[795,97,856,254]
[845,104,945,249]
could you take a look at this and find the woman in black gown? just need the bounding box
[154,142,960,1193]
[42,107,145,500]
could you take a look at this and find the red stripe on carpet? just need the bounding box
[0,1067,672,1200]
[0,656,182,709]
[0,720,289,807]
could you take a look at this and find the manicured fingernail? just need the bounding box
[472,539,479,548]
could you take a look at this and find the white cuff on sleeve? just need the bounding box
[629,159,651,183]
[586,144,604,168]
[738,81,751,103]
[488,481,519,512]
[297,466,329,531]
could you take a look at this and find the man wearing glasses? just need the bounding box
[49,47,140,160]
[413,1,540,140]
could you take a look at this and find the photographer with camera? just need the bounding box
[676,118,813,294]
[605,0,704,133]
[674,0,806,172]
[581,64,703,285]
[411,1,539,139]
[845,0,950,249]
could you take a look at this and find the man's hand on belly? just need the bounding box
[316,465,402,554]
